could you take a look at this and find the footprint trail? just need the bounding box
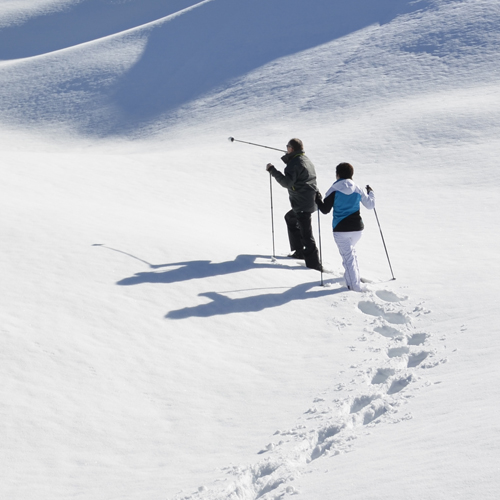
[172,287,454,500]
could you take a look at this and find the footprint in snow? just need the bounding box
[374,324,403,338]
[350,396,389,425]
[408,333,429,345]
[310,424,343,461]
[387,376,412,395]
[371,368,395,385]
[362,404,388,425]
[254,462,279,478]
[407,351,430,368]
[358,300,410,325]
[387,346,410,358]
[317,424,343,444]
[350,395,378,414]
[375,290,408,303]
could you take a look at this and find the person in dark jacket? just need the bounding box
[316,162,375,291]
[266,138,322,271]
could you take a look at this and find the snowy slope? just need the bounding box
[0,0,434,136]
[1,1,500,499]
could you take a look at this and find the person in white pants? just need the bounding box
[315,162,375,292]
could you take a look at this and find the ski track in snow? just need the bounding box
[172,286,455,500]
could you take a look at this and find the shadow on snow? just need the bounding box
[109,0,430,130]
[106,247,344,318]
[0,0,199,60]
[116,253,306,285]
[0,0,430,135]
[165,280,343,319]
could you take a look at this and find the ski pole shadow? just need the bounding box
[166,279,343,319]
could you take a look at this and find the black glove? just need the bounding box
[315,191,323,204]
[366,185,373,193]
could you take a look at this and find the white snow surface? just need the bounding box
[1,0,500,499]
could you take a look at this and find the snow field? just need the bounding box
[1,0,500,499]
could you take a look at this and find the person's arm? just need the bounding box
[266,163,297,189]
[316,190,335,214]
[361,185,375,209]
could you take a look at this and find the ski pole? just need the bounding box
[229,136,281,261]
[228,136,286,153]
[269,172,276,261]
[317,209,324,286]
[373,207,396,280]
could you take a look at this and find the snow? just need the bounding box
[1,0,499,499]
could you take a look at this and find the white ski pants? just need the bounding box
[333,231,363,292]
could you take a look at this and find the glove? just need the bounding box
[366,185,373,193]
[315,191,323,204]
[266,163,274,171]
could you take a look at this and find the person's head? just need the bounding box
[286,138,304,153]
[336,162,354,180]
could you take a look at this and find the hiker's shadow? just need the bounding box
[117,254,298,286]
[109,249,343,318]
[166,280,343,319]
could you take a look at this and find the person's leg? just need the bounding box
[333,231,362,290]
[284,210,304,257]
[296,211,321,270]
[350,232,362,289]
[333,232,349,286]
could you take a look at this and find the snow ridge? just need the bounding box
[173,288,454,500]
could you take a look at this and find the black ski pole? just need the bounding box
[317,209,324,286]
[228,136,286,153]
[373,207,396,280]
[269,172,276,262]
[229,136,282,261]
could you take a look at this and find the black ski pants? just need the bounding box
[284,209,321,270]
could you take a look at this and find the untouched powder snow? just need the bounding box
[1,1,500,499]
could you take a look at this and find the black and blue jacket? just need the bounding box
[317,178,375,232]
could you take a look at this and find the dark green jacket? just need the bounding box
[269,152,318,213]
